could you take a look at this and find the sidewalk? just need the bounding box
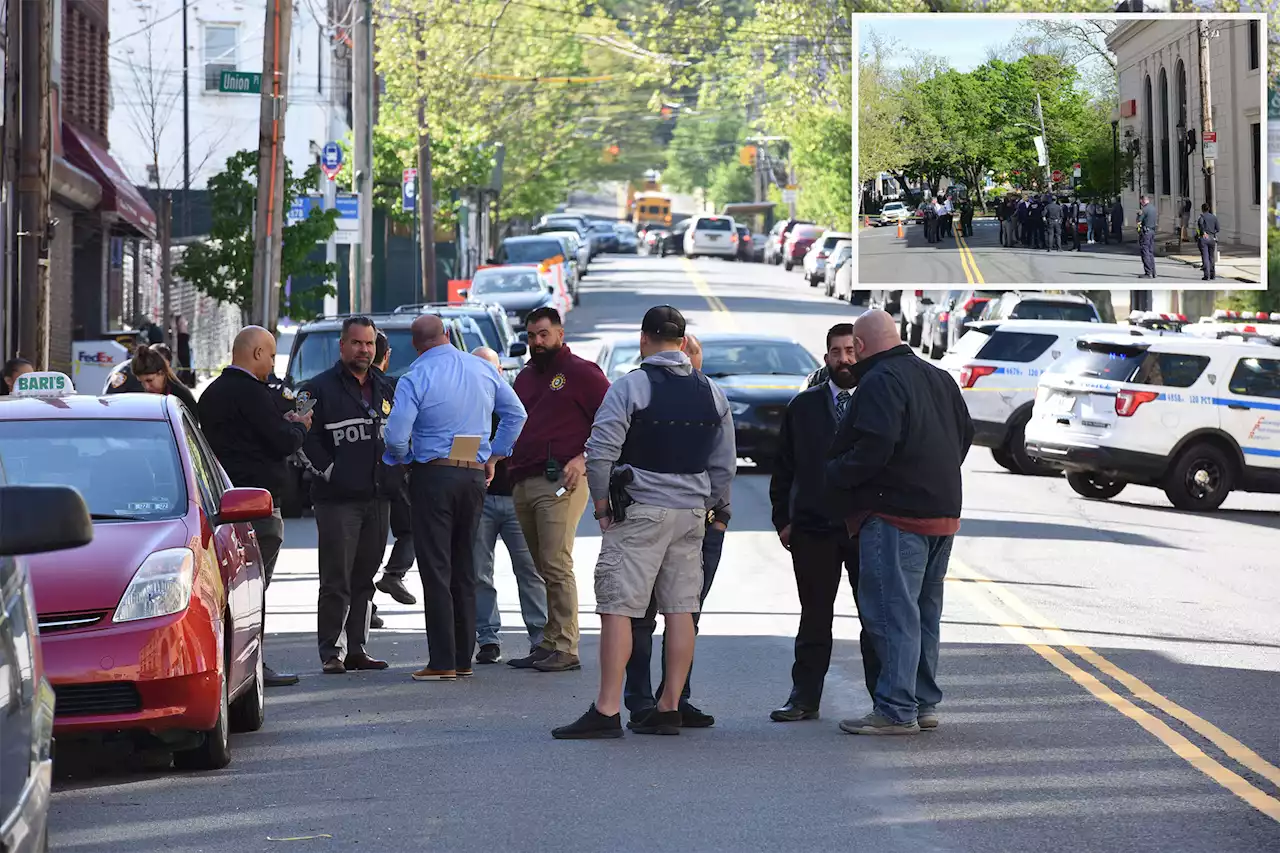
[1154,234,1261,285]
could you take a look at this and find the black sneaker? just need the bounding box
[476,644,502,665]
[626,706,657,730]
[369,612,385,630]
[376,575,417,606]
[630,707,681,735]
[552,704,623,739]
[508,646,553,669]
[679,702,715,728]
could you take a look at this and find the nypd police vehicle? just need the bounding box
[1024,332,1280,511]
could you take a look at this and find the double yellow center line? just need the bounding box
[681,258,737,332]
[954,227,986,285]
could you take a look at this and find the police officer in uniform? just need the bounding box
[1137,194,1157,278]
[923,202,938,244]
[1196,203,1220,281]
[552,306,735,739]
[959,197,973,236]
[296,317,396,674]
[106,343,173,394]
[1045,196,1063,251]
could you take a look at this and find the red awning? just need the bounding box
[63,124,158,240]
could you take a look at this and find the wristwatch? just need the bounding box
[594,508,611,520]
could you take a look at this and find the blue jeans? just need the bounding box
[624,525,725,712]
[857,517,953,724]
[474,494,547,648]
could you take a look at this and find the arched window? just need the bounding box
[1159,68,1171,196]
[1177,60,1189,197]
[1144,75,1155,194]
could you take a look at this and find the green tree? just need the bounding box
[707,161,755,208]
[663,88,747,193]
[176,150,338,323]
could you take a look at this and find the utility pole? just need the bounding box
[1197,20,1216,212]
[16,0,51,367]
[415,17,434,303]
[159,195,173,343]
[251,0,292,331]
[182,0,191,237]
[352,0,374,313]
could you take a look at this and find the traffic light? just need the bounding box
[602,144,619,163]
[739,145,757,168]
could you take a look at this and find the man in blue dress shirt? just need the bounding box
[384,314,528,681]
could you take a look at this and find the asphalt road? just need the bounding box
[858,219,1215,286]
[49,255,1280,852]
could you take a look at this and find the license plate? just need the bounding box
[1048,393,1077,415]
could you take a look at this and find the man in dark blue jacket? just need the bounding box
[297,317,397,674]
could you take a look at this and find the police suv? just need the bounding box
[940,319,1167,476]
[1024,328,1280,511]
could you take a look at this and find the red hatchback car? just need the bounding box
[0,379,273,770]
[782,224,823,271]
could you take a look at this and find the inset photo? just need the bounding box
[853,12,1267,289]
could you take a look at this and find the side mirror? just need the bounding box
[215,487,274,525]
[508,341,528,358]
[500,357,521,372]
[457,288,470,301]
[486,258,497,265]
[517,331,529,343]
[0,485,93,556]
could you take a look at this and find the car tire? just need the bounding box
[991,447,1019,473]
[784,260,793,271]
[173,648,231,771]
[229,618,266,734]
[1008,415,1057,477]
[1066,472,1126,501]
[1162,442,1234,512]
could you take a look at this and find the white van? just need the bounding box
[683,214,739,260]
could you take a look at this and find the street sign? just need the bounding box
[1073,163,1082,177]
[1034,136,1048,167]
[782,186,797,204]
[217,71,261,94]
[320,142,343,180]
[1052,169,1063,182]
[1202,131,1218,161]
[402,168,418,212]
[286,193,361,244]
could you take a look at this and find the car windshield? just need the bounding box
[291,329,418,382]
[0,420,186,520]
[604,346,642,379]
[589,222,613,232]
[1010,301,1098,322]
[500,240,563,264]
[884,203,904,211]
[472,270,543,295]
[702,342,819,377]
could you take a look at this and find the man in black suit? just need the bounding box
[767,323,880,722]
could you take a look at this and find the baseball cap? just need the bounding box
[641,305,686,340]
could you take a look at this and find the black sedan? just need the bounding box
[595,333,819,469]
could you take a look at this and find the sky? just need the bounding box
[858,18,1059,72]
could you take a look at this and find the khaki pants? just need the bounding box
[513,476,591,655]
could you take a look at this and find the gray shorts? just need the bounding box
[594,504,705,618]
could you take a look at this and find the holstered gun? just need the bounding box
[608,468,634,524]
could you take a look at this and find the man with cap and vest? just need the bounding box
[1196,203,1220,281]
[200,325,313,687]
[1137,195,1157,278]
[296,317,398,674]
[552,306,735,739]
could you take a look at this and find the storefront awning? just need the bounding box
[63,124,157,240]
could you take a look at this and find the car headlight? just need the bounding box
[727,400,751,416]
[114,547,195,623]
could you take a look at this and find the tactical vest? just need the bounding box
[619,364,720,475]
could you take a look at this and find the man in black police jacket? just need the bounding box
[296,317,397,674]
[768,322,880,722]
[200,326,312,687]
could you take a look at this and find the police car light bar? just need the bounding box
[1212,309,1280,322]
[1128,310,1188,325]
[12,371,76,398]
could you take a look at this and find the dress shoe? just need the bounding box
[533,651,581,672]
[376,575,417,606]
[770,701,819,722]
[476,644,503,665]
[508,646,553,669]
[369,612,386,629]
[552,704,623,740]
[411,667,457,681]
[263,665,299,687]
[322,657,346,675]
[344,653,389,671]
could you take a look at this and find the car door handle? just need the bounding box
[1228,403,1250,410]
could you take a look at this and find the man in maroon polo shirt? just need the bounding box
[507,307,611,672]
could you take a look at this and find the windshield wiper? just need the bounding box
[90,513,149,521]
[703,372,738,378]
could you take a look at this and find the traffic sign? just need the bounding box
[320,142,344,180]
[402,168,418,213]
[782,186,797,204]
[1202,131,1218,161]
[217,71,261,94]
[1052,169,1063,182]
[1073,163,1082,177]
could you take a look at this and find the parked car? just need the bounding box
[978,291,1101,323]
[642,227,670,255]
[539,229,591,281]
[459,266,569,338]
[782,224,824,271]
[0,475,93,853]
[764,219,814,265]
[735,225,758,262]
[659,219,693,257]
[1,372,275,772]
[805,231,853,288]
[613,223,639,254]
[495,236,577,305]
[825,240,852,298]
[922,289,1004,358]
[898,290,949,348]
[878,201,910,226]
[595,333,819,470]
[868,290,902,315]
[683,214,739,260]
[587,220,620,254]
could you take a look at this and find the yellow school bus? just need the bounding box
[630,191,672,227]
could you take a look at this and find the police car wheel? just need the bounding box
[1066,472,1126,501]
[1163,443,1233,512]
[1009,417,1058,478]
